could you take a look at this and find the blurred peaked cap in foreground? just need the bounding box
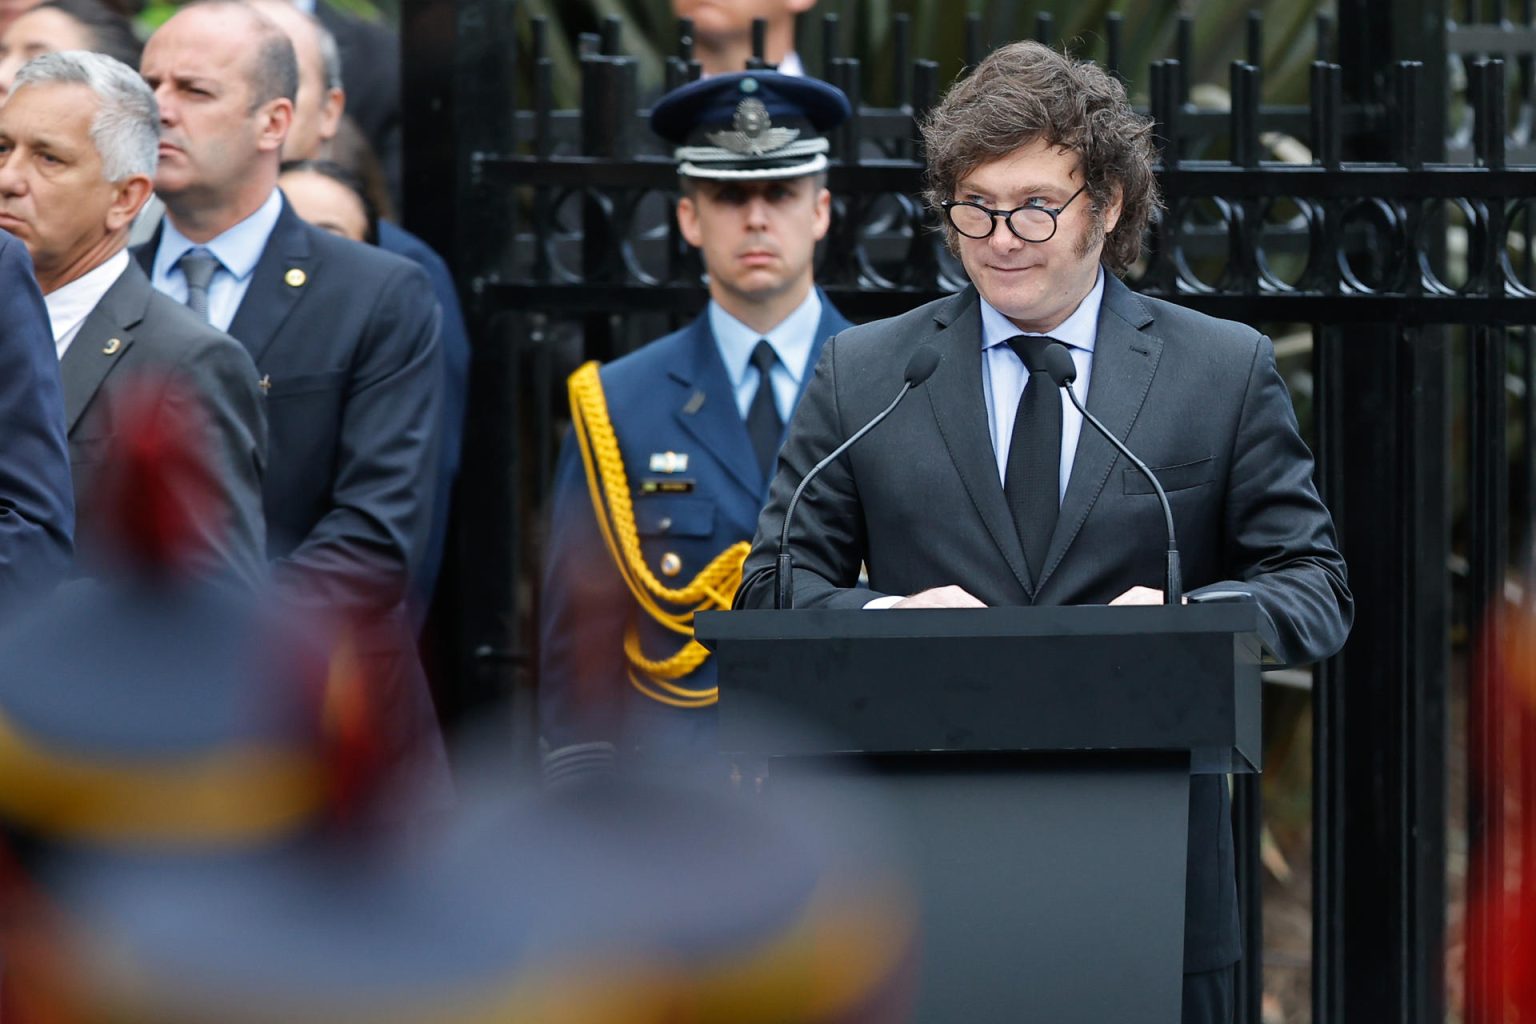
[34,766,918,1023]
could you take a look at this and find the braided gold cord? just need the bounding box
[568,363,745,707]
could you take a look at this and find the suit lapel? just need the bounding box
[786,289,851,423]
[669,316,764,501]
[925,287,1035,597]
[1036,275,1162,592]
[226,197,314,365]
[59,262,150,434]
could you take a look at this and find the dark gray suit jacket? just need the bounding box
[61,260,266,586]
[741,274,1353,971]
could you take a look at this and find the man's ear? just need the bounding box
[105,173,154,232]
[317,87,345,145]
[811,184,831,241]
[676,193,703,249]
[256,97,294,154]
[1102,182,1124,236]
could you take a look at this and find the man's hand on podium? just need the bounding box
[892,586,986,609]
[1109,586,1190,605]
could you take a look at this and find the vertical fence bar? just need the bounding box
[1466,55,1512,1024]
[1035,10,1053,47]
[748,17,767,69]
[1247,10,1264,69]
[964,12,983,73]
[1105,12,1124,83]
[1176,15,1193,104]
[893,13,911,112]
[1307,61,1346,1024]
[1316,12,1334,63]
[599,14,621,55]
[821,12,838,81]
[676,16,693,61]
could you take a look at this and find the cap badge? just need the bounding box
[706,97,800,156]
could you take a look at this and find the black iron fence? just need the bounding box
[401,3,1536,1021]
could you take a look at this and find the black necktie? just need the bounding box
[1003,336,1063,579]
[746,340,782,479]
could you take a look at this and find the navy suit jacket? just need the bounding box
[378,219,469,617]
[740,276,1352,971]
[136,199,447,785]
[540,294,852,757]
[0,230,73,605]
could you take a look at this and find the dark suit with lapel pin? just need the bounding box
[136,196,447,787]
[0,229,73,607]
[540,296,852,759]
[61,261,266,586]
[740,275,1352,975]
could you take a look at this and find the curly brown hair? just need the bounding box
[920,41,1160,275]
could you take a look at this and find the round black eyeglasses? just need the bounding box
[940,183,1088,243]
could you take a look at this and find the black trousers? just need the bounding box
[1183,964,1236,1024]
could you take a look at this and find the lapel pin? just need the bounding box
[258,374,272,394]
[649,452,689,474]
[284,268,307,288]
[102,338,122,355]
[682,391,706,415]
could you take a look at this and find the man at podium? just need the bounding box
[739,41,1353,1024]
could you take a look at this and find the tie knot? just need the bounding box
[1007,335,1057,374]
[750,339,778,374]
[178,247,221,290]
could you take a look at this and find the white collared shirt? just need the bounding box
[45,249,130,360]
[979,268,1104,498]
[710,287,823,421]
[150,189,284,332]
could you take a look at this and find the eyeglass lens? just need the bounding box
[948,203,1059,242]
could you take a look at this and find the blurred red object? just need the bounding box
[84,373,222,579]
[1465,601,1536,1019]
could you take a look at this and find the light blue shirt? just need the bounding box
[979,268,1104,499]
[710,288,823,422]
[150,189,284,333]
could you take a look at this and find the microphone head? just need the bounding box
[903,346,941,386]
[1041,343,1077,386]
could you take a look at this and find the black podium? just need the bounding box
[694,604,1273,1024]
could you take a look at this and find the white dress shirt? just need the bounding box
[710,287,823,422]
[864,270,1105,608]
[44,249,130,360]
[979,267,1104,497]
[150,188,284,333]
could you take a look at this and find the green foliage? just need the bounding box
[516,0,1334,109]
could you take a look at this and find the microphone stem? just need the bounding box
[777,380,915,609]
[1062,383,1182,606]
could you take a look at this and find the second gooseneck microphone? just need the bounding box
[775,346,943,610]
[1039,343,1182,606]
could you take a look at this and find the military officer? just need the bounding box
[539,71,852,776]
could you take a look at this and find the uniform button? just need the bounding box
[657,516,672,531]
[660,552,682,577]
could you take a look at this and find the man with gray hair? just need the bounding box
[0,49,265,584]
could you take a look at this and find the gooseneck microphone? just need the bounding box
[774,346,943,609]
[1040,343,1183,606]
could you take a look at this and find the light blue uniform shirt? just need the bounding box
[709,287,823,422]
[150,189,284,334]
[979,268,1105,499]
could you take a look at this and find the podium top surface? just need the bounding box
[697,603,1277,662]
